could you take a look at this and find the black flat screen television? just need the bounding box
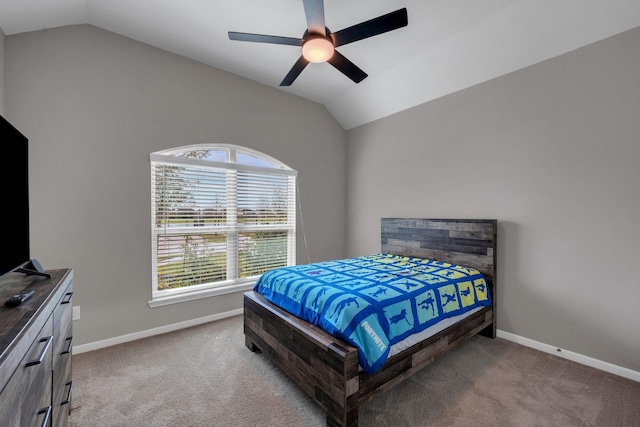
[0,115,30,277]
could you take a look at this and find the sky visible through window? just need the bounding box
[237,152,275,168]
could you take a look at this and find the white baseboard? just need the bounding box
[497,330,640,383]
[72,308,243,355]
[72,315,639,384]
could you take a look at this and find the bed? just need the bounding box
[243,218,497,426]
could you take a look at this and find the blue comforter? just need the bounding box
[253,253,491,374]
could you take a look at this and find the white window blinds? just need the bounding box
[150,145,296,304]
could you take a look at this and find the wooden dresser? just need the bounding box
[0,268,73,427]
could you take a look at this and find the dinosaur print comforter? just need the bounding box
[253,253,492,374]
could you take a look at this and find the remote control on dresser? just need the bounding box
[4,290,35,307]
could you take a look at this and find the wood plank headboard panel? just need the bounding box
[381,218,497,284]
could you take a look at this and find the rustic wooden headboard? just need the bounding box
[381,218,497,286]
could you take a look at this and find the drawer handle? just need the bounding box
[37,406,52,427]
[61,335,73,355]
[61,291,73,304]
[61,380,73,405]
[25,335,53,367]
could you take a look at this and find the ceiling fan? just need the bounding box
[228,0,408,86]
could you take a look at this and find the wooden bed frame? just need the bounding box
[244,218,497,427]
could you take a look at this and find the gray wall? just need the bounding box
[347,27,640,372]
[5,25,348,346]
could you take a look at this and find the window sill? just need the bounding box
[148,281,255,308]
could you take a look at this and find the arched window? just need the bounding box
[149,144,296,307]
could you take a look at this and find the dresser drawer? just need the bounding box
[53,284,73,359]
[53,322,73,427]
[0,315,53,427]
[31,374,53,427]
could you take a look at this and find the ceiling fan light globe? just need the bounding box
[302,37,334,63]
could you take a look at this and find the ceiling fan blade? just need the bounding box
[280,56,310,86]
[331,8,408,47]
[303,0,326,35]
[228,32,302,46]
[327,51,367,83]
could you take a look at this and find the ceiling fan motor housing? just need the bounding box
[302,33,335,63]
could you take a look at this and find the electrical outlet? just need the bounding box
[72,306,80,321]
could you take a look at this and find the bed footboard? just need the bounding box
[244,291,361,427]
[244,290,494,427]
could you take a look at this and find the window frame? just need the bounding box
[148,144,297,307]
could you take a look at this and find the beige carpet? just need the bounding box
[69,315,640,426]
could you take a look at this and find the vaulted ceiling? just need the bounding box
[1,0,639,129]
